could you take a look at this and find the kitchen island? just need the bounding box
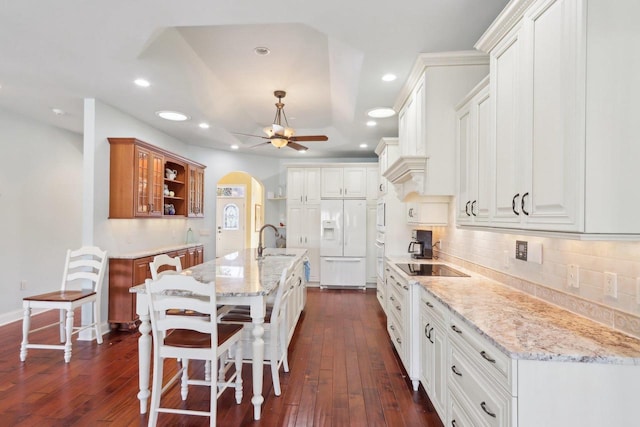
[384,257,640,427]
[130,247,307,420]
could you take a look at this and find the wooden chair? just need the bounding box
[20,246,107,363]
[149,254,182,280]
[219,267,293,396]
[145,274,244,427]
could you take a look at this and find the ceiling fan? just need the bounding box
[234,90,328,151]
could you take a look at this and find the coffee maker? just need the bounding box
[408,230,433,259]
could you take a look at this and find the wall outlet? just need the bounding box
[567,264,579,289]
[20,280,27,290]
[604,272,617,298]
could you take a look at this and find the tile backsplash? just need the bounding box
[434,224,640,339]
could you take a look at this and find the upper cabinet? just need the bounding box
[320,167,367,199]
[375,137,399,197]
[475,0,640,234]
[384,51,489,200]
[286,167,321,204]
[187,165,205,217]
[108,138,206,219]
[455,77,491,225]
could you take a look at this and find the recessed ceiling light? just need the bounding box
[359,143,368,148]
[230,144,239,150]
[155,110,190,121]
[134,78,150,87]
[51,108,65,116]
[382,73,397,82]
[367,107,396,118]
[198,122,210,129]
[254,46,270,56]
[366,120,377,127]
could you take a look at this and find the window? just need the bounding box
[223,203,240,230]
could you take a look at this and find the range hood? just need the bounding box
[382,155,427,200]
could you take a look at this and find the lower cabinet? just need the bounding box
[386,263,410,370]
[419,290,447,420]
[108,245,203,329]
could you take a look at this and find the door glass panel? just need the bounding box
[223,204,240,230]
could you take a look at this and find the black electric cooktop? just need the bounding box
[396,263,469,277]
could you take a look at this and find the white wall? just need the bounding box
[0,108,83,324]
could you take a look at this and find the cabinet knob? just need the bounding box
[512,193,520,215]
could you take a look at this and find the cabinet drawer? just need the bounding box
[420,289,447,324]
[387,287,406,322]
[449,317,513,393]
[386,270,408,304]
[449,341,514,427]
[449,390,478,427]
[388,318,404,358]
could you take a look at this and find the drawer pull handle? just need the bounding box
[402,285,408,290]
[390,324,395,331]
[425,301,434,308]
[390,296,395,302]
[424,323,430,337]
[451,325,462,334]
[396,337,402,344]
[451,365,462,376]
[480,350,496,363]
[481,401,497,418]
[395,305,401,312]
[451,421,457,427]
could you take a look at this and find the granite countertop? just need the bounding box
[131,248,307,297]
[387,257,640,365]
[110,243,204,259]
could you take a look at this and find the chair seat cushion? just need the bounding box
[219,309,273,323]
[23,290,95,302]
[165,324,244,348]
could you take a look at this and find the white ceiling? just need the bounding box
[0,0,509,158]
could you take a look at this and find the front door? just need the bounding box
[216,197,245,257]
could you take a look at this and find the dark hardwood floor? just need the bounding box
[1,289,444,426]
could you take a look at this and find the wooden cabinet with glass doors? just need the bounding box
[108,138,206,219]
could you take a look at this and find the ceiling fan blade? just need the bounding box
[287,142,309,151]
[289,135,328,142]
[232,132,269,140]
[248,142,271,149]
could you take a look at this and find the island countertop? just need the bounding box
[131,248,307,297]
[387,257,640,365]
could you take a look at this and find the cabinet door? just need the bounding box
[366,166,379,200]
[287,205,304,247]
[304,168,322,204]
[133,256,153,287]
[188,165,205,217]
[475,88,491,223]
[195,246,204,265]
[523,0,582,230]
[456,103,474,224]
[186,247,196,268]
[491,26,527,226]
[320,168,344,198]
[412,78,426,157]
[135,146,164,217]
[287,168,305,203]
[343,167,367,198]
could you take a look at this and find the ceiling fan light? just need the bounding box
[284,127,295,137]
[271,138,288,148]
[263,126,274,137]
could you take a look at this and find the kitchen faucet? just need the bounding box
[257,224,280,258]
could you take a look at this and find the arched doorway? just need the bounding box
[216,172,264,257]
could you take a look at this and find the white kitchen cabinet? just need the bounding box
[286,204,320,282]
[476,0,640,234]
[287,167,321,204]
[406,200,449,226]
[320,167,367,199]
[375,137,399,197]
[456,77,491,225]
[386,52,489,200]
[366,202,377,283]
[386,263,410,369]
[365,166,379,201]
[419,289,447,421]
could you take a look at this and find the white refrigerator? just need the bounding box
[319,199,367,289]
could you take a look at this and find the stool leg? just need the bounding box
[234,344,243,404]
[20,305,31,362]
[64,309,74,363]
